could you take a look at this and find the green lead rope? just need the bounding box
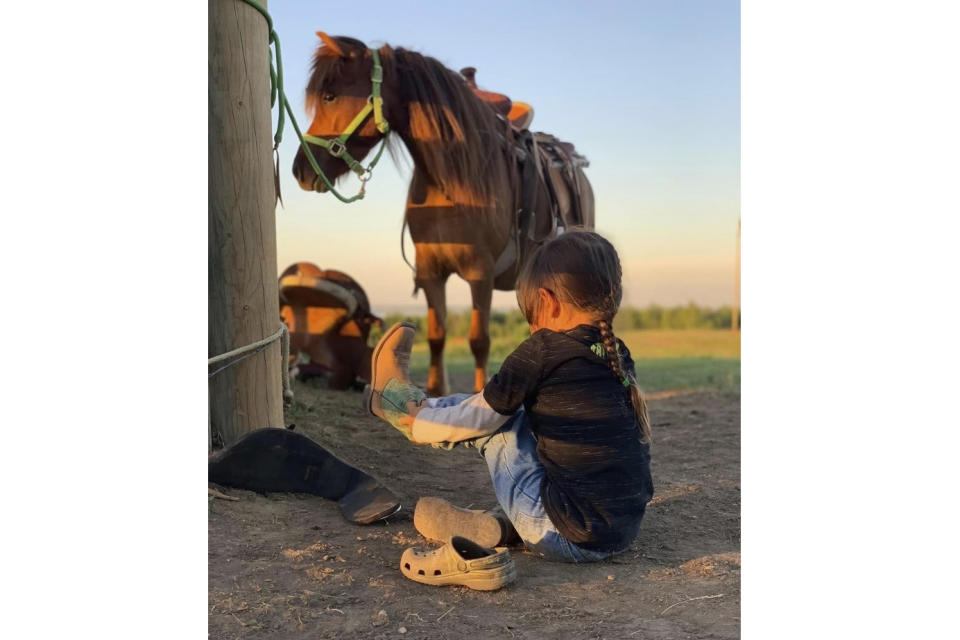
[237,0,390,204]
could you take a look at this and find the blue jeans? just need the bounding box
[425,394,621,563]
[482,412,623,562]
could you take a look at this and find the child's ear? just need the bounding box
[538,288,561,320]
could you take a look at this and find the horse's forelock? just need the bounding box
[305,36,369,113]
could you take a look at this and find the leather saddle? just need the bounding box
[460,67,590,277]
[461,67,535,130]
[492,131,591,277]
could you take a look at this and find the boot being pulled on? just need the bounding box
[366,322,426,440]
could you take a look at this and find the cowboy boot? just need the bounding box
[366,322,426,440]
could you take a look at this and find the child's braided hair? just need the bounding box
[516,229,652,443]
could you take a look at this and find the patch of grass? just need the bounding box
[404,329,740,393]
[631,357,740,393]
[617,329,740,360]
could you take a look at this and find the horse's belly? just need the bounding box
[413,241,493,281]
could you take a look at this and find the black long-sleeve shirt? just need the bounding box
[483,325,654,552]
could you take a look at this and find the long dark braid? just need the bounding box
[516,229,652,445]
[598,318,652,444]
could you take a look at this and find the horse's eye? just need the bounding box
[322,92,336,103]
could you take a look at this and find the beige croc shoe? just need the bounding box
[400,536,517,591]
[414,497,518,548]
[367,322,426,439]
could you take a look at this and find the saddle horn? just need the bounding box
[460,67,478,88]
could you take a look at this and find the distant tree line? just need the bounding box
[379,303,741,343]
[613,303,740,331]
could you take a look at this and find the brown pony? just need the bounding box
[292,33,594,395]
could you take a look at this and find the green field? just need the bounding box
[405,329,740,393]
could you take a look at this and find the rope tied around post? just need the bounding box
[208,324,294,404]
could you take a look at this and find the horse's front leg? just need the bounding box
[468,278,493,393]
[419,276,449,396]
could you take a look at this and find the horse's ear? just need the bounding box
[316,31,345,58]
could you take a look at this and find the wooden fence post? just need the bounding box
[208,0,283,447]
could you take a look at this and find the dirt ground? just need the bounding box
[209,374,740,639]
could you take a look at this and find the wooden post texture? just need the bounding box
[208,0,283,447]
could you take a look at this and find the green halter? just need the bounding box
[237,0,389,203]
[301,49,391,192]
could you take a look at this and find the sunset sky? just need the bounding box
[268,0,740,313]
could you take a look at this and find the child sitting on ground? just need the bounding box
[366,230,653,563]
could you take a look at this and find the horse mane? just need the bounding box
[306,36,514,208]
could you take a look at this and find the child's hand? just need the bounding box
[398,402,422,428]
